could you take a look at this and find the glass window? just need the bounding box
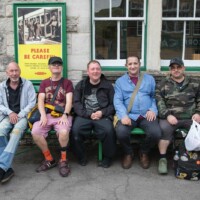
[112,0,126,17]
[185,21,200,59]
[161,21,183,59]
[196,0,200,17]
[179,0,194,17]
[161,0,200,66]
[95,21,117,59]
[93,0,146,67]
[129,0,144,17]
[162,0,177,17]
[120,21,142,59]
[95,0,109,17]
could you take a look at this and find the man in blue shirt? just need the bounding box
[114,56,161,169]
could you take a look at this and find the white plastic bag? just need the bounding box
[185,120,200,151]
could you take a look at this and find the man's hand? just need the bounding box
[58,114,70,125]
[146,110,156,121]
[192,114,200,123]
[121,116,132,126]
[91,111,103,120]
[9,112,18,124]
[167,115,178,125]
[39,114,48,127]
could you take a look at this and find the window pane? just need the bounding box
[95,0,109,17]
[112,0,126,17]
[196,0,200,17]
[179,0,194,17]
[161,21,183,59]
[129,0,144,17]
[185,21,200,60]
[120,21,142,59]
[95,21,117,59]
[162,0,177,17]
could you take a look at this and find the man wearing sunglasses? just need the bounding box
[156,57,200,174]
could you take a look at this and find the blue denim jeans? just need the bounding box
[0,117,27,171]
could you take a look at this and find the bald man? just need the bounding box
[0,62,36,183]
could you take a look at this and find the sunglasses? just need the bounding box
[170,65,183,70]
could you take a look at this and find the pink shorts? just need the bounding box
[31,114,73,138]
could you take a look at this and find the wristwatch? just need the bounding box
[63,112,69,117]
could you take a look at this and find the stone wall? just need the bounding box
[0,0,89,84]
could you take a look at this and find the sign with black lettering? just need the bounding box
[13,3,67,82]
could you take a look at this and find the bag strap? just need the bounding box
[127,73,144,113]
[51,78,64,103]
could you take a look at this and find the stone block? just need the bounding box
[0,4,5,17]
[7,33,14,46]
[0,33,6,54]
[67,16,78,32]
[71,33,90,55]
[7,45,14,56]
[6,4,12,17]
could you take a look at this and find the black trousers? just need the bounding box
[72,116,116,160]
[115,118,161,155]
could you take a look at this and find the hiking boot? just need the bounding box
[58,160,70,177]
[122,154,133,169]
[158,158,168,174]
[1,168,14,183]
[36,159,57,172]
[98,157,112,168]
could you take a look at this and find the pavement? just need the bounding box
[0,143,200,200]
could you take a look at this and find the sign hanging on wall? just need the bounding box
[13,2,67,83]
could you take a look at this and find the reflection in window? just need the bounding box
[95,0,109,17]
[129,0,144,17]
[185,21,200,59]
[179,0,193,17]
[194,21,200,35]
[162,0,177,17]
[120,21,142,59]
[161,21,183,59]
[95,21,117,59]
[112,0,126,17]
[196,0,200,17]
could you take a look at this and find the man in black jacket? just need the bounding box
[72,60,116,168]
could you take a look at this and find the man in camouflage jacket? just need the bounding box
[156,57,200,175]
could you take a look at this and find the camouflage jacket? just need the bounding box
[155,75,200,119]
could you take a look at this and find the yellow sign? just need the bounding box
[19,44,61,80]
[13,3,67,81]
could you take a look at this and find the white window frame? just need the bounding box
[92,0,147,67]
[161,0,200,67]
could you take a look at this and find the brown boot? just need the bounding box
[122,154,133,169]
[139,153,150,169]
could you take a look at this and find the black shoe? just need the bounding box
[0,168,5,181]
[78,157,88,166]
[1,168,14,183]
[98,157,112,168]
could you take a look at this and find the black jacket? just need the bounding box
[73,74,115,119]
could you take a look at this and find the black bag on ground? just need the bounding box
[175,158,200,181]
[174,142,200,181]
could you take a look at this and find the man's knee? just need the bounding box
[115,124,129,140]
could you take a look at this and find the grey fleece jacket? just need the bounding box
[0,78,36,122]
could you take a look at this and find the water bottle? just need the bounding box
[173,151,179,161]
[180,153,189,161]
